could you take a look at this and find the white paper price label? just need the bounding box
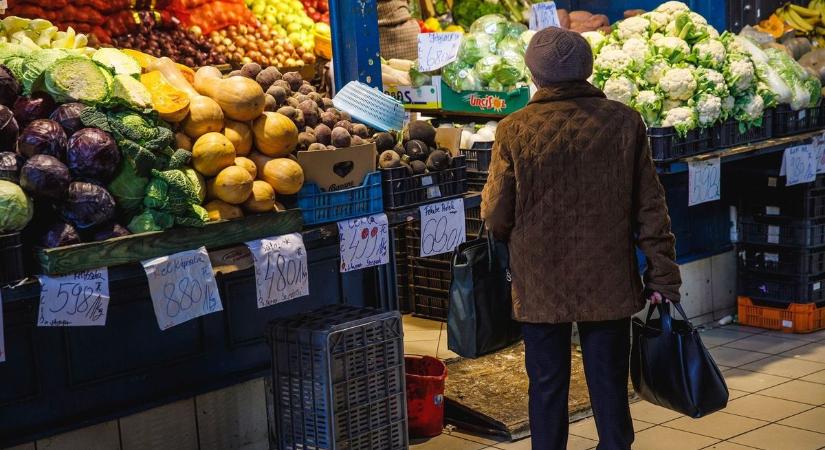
[814,132,825,174]
[529,2,561,30]
[782,145,817,186]
[0,289,5,363]
[418,32,462,72]
[247,233,309,308]
[37,268,110,327]
[419,199,466,257]
[767,225,781,244]
[688,158,721,206]
[338,214,390,272]
[142,247,222,330]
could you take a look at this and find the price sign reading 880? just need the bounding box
[247,233,309,308]
[338,213,390,272]
[142,247,222,331]
[37,268,110,327]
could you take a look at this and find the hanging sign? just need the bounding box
[338,213,390,272]
[37,268,110,327]
[418,32,462,72]
[142,247,222,331]
[688,158,721,206]
[246,233,309,308]
[0,289,5,363]
[529,2,561,30]
[782,145,817,186]
[419,198,466,257]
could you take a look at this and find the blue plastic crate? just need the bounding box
[298,172,384,226]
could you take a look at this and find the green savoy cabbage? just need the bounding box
[0,179,33,232]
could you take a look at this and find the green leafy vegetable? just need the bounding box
[44,56,111,104]
[91,48,141,77]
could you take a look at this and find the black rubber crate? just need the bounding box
[268,305,408,450]
[648,126,713,161]
[714,109,773,149]
[461,141,493,172]
[773,103,825,137]
[392,225,411,313]
[739,217,825,247]
[382,155,467,210]
[738,243,825,277]
[731,171,825,221]
[739,271,825,304]
[467,171,487,192]
[405,222,453,322]
[466,206,482,238]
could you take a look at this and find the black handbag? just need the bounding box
[631,302,729,418]
[447,225,521,358]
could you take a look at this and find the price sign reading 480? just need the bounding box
[247,233,309,308]
[338,213,390,272]
[37,268,110,327]
[142,247,222,331]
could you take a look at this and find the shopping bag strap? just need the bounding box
[644,302,692,333]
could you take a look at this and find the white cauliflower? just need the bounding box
[641,11,669,32]
[594,47,632,74]
[650,33,666,43]
[722,95,735,119]
[642,57,670,86]
[692,38,726,69]
[725,54,756,94]
[663,98,685,112]
[659,67,697,101]
[707,27,720,39]
[603,75,637,105]
[655,1,691,21]
[616,16,650,41]
[694,93,722,126]
[622,38,650,67]
[581,31,607,53]
[735,93,765,124]
[633,90,663,125]
[655,36,690,63]
[661,106,697,136]
[689,12,708,25]
[695,67,729,97]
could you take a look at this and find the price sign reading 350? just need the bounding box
[37,268,110,327]
[338,213,390,272]
[142,247,222,331]
[419,198,466,257]
[247,233,309,308]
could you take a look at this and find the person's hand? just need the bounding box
[647,291,670,304]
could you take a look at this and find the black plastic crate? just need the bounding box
[773,103,825,137]
[268,305,408,450]
[0,232,24,284]
[738,243,825,277]
[467,171,488,193]
[381,155,467,210]
[739,271,825,304]
[466,207,482,238]
[730,169,825,221]
[714,109,773,149]
[648,126,714,161]
[409,292,449,322]
[392,225,411,313]
[460,141,493,172]
[739,217,825,247]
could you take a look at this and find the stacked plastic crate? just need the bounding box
[462,141,492,192]
[736,165,825,333]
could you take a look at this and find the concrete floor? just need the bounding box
[404,315,825,450]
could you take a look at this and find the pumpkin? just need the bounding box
[213,165,254,204]
[247,152,274,176]
[195,66,266,121]
[205,199,244,221]
[141,71,190,123]
[243,180,276,213]
[224,120,253,156]
[234,156,257,179]
[261,158,305,195]
[253,112,299,157]
[182,96,225,139]
[192,132,236,176]
[121,49,157,69]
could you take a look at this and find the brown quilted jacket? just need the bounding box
[481,81,681,324]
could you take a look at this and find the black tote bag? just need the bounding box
[448,228,521,358]
[631,302,729,418]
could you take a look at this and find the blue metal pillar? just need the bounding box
[328,0,384,92]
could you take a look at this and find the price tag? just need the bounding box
[338,213,390,272]
[768,225,781,244]
[419,198,466,257]
[37,268,110,327]
[0,289,5,363]
[782,145,817,186]
[814,132,825,174]
[418,32,462,72]
[529,2,561,30]
[142,247,222,331]
[246,233,309,308]
[688,158,721,206]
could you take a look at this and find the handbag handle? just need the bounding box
[480,220,495,272]
[644,301,692,334]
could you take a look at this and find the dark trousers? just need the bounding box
[522,318,634,450]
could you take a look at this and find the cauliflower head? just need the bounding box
[695,67,729,98]
[694,93,722,126]
[655,1,691,21]
[603,75,637,105]
[689,12,708,25]
[721,95,735,119]
[734,92,765,129]
[659,67,697,101]
[622,38,650,67]
[581,31,607,53]
[663,98,685,112]
[617,16,650,41]
[661,106,697,136]
[633,90,663,125]
[593,47,632,77]
[692,38,726,70]
[641,11,669,32]
[655,36,690,63]
[725,53,756,94]
[642,56,670,87]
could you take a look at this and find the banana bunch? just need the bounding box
[776,1,825,34]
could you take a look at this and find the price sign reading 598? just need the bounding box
[38,268,110,327]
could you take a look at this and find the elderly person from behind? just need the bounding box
[481,27,682,450]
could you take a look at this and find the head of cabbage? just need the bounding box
[0,179,33,233]
[458,32,496,65]
[470,14,510,42]
[495,50,527,86]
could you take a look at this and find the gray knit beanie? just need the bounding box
[524,27,593,87]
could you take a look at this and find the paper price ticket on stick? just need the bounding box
[418,32,462,72]
[338,213,390,272]
[530,2,561,30]
[419,198,466,257]
[247,233,309,308]
[142,247,222,330]
[37,268,110,327]
[688,158,721,206]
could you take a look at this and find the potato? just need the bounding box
[557,9,571,29]
[624,9,645,18]
[569,10,593,22]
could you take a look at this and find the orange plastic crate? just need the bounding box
[738,297,825,333]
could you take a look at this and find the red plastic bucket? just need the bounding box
[405,355,447,438]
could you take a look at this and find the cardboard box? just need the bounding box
[435,127,461,157]
[384,76,442,110]
[440,79,530,115]
[297,143,377,192]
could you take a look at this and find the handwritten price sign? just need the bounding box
[783,145,818,186]
[0,290,5,363]
[37,268,110,327]
[419,198,466,257]
[418,32,462,72]
[688,158,721,206]
[142,247,222,331]
[247,233,309,308]
[529,2,561,30]
[338,213,390,272]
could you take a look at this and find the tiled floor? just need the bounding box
[404,315,825,450]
